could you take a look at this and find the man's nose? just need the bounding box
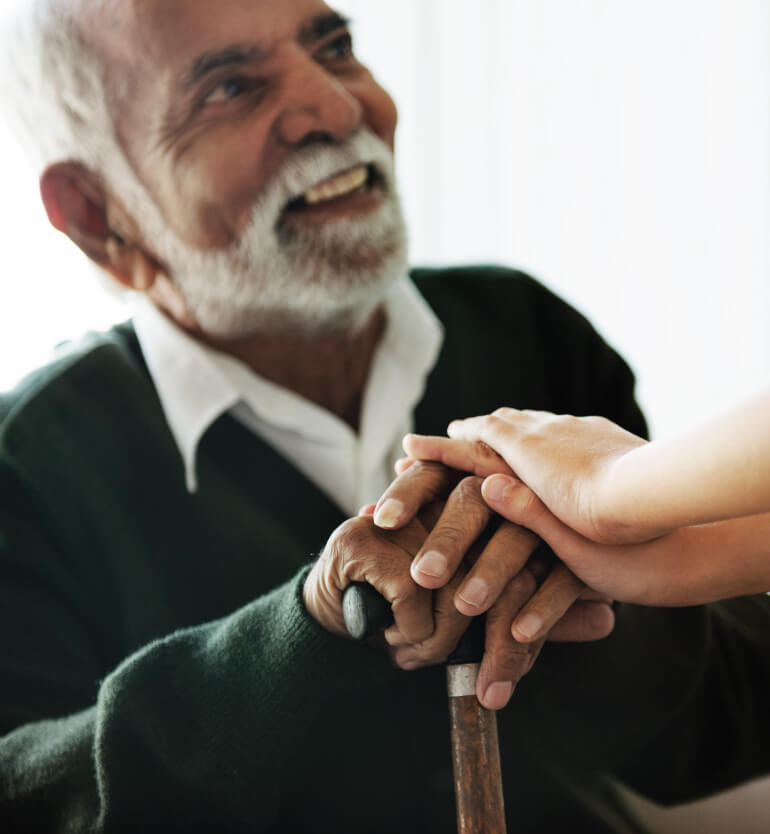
[276,58,363,147]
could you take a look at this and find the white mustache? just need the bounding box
[254,129,396,217]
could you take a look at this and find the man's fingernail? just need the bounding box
[515,612,543,641]
[413,550,447,578]
[458,577,489,609]
[483,475,511,504]
[483,681,514,710]
[374,499,404,528]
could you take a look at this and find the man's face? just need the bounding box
[91,0,406,336]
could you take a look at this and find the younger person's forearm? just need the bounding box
[480,476,770,607]
[643,513,770,605]
[604,388,770,532]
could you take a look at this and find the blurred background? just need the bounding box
[1,1,769,829]
[2,0,769,442]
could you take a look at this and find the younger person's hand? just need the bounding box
[479,474,770,606]
[404,408,657,544]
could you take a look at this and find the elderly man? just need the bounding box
[1,0,769,832]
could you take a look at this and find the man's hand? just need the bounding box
[371,461,615,709]
[304,499,485,665]
[303,514,435,642]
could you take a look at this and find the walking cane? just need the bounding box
[343,583,507,834]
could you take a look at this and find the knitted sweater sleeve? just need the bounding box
[0,455,391,832]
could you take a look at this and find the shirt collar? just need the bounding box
[132,276,443,494]
[132,296,241,491]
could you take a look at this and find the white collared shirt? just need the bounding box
[132,277,444,516]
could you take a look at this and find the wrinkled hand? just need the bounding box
[305,506,489,676]
[404,407,652,543]
[304,514,434,642]
[371,461,615,709]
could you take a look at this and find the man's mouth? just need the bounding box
[285,164,380,213]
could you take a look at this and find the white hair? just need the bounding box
[2,1,118,175]
[0,0,173,300]
[1,2,121,300]
[160,128,408,337]
[1,0,409,337]
[1,1,187,248]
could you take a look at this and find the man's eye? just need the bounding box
[203,77,249,105]
[321,33,354,61]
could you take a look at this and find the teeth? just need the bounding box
[304,165,369,205]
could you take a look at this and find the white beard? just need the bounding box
[128,129,408,338]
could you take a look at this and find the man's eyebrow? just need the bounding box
[298,12,351,45]
[180,14,351,92]
[183,45,264,90]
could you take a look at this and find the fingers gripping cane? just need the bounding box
[343,583,507,834]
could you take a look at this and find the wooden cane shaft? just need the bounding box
[447,664,506,834]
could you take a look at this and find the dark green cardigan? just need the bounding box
[1,267,768,832]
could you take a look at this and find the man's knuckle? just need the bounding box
[410,459,445,481]
[391,581,424,609]
[487,569,536,615]
[471,549,508,580]
[339,519,374,553]
[516,569,538,598]
[451,476,489,521]
[488,643,531,674]
[456,474,483,496]
[430,524,467,549]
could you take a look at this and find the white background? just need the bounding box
[335,0,770,442]
[2,1,769,442]
[1,2,769,829]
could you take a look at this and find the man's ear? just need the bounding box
[39,161,161,291]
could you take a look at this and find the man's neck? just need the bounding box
[200,308,386,432]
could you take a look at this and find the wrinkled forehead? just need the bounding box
[83,0,338,100]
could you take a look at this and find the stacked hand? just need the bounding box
[400,407,770,608]
[408,408,655,544]
[304,458,615,711]
[306,403,770,710]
